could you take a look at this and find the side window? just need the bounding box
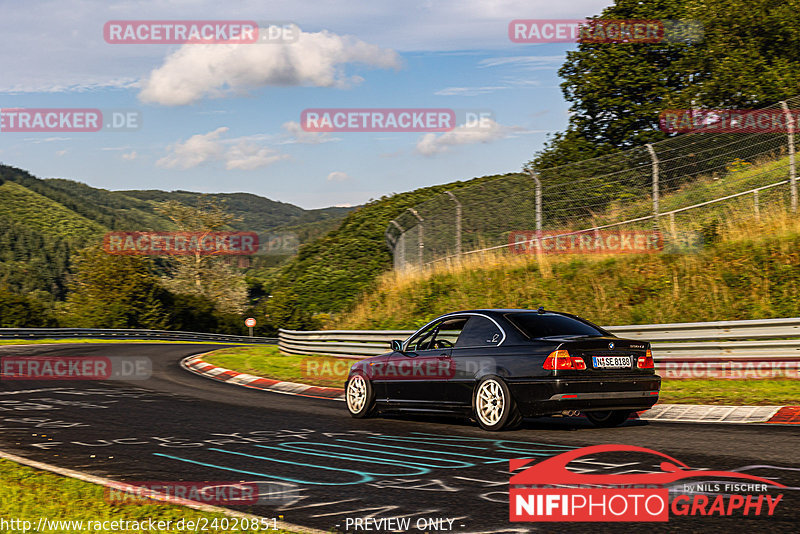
[407,321,441,352]
[406,318,468,351]
[455,316,503,348]
[433,317,468,348]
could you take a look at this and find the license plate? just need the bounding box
[593,356,631,368]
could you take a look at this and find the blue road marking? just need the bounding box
[153,450,375,486]
[274,441,476,468]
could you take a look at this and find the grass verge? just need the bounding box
[656,379,800,406]
[201,346,799,405]
[0,458,301,534]
[0,339,262,346]
[202,346,351,388]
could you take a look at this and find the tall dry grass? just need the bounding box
[333,200,800,329]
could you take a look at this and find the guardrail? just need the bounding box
[279,317,800,379]
[0,328,277,344]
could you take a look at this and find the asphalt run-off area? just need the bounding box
[0,343,798,533]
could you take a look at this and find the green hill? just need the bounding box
[119,189,351,235]
[262,173,525,327]
[335,214,800,329]
[0,165,354,238]
[0,164,355,306]
[0,181,106,240]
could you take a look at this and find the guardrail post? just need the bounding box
[444,191,462,256]
[780,101,797,213]
[646,143,660,224]
[407,208,424,268]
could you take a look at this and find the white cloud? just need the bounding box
[478,55,565,69]
[0,1,611,93]
[225,142,288,170]
[121,151,138,160]
[23,137,71,143]
[434,86,509,96]
[157,127,287,170]
[327,171,350,182]
[55,149,68,157]
[416,118,516,156]
[139,28,402,106]
[280,121,339,144]
[157,127,228,169]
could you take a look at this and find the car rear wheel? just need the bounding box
[473,376,521,431]
[346,375,375,418]
[585,410,631,427]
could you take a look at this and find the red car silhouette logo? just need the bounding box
[510,444,787,488]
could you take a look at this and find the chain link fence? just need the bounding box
[386,96,800,270]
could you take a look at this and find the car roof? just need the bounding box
[439,308,568,316]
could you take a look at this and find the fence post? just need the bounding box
[527,170,542,232]
[444,191,462,256]
[754,189,760,220]
[646,144,660,223]
[780,101,797,213]
[389,220,405,270]
[407,208,424,268]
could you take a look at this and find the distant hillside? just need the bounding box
[0,165,353,239]
[262,172,525,327]
[0,181,106,240]
[0,164,354,303]
[120,189,352,235]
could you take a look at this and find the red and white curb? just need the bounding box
[635,404,799,424]
[181,354,345,401]
[181,354,799,424]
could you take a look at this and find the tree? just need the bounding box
[64,247,169,329]
[528,0,800,170]
[0,287,55,327]
[155,198,249,314]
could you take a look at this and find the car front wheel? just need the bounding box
[472,376,521,431]
[346,374,375,418]
[585,410,631,427]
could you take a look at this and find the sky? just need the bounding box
[0,0,614,209]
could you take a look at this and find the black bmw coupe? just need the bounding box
[345,308,660,430]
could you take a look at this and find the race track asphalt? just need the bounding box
[0,343,797,533]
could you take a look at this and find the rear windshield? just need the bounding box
[506,312,606,339]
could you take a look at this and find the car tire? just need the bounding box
[346,374,375,418]
[585,410,631,427]
[472,376,521,431]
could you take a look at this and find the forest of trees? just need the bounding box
[529,0,800,169]
[0,165,351,335]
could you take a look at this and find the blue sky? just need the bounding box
[0,0,613,208]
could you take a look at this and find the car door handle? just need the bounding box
[437,354,451,359]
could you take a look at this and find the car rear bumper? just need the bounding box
[508,375,661,417]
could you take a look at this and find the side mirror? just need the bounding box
[390,340,404,352]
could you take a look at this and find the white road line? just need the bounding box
[0,388,66,395]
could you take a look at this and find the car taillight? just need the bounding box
[543,350,586,370]
[637,349,654,369]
